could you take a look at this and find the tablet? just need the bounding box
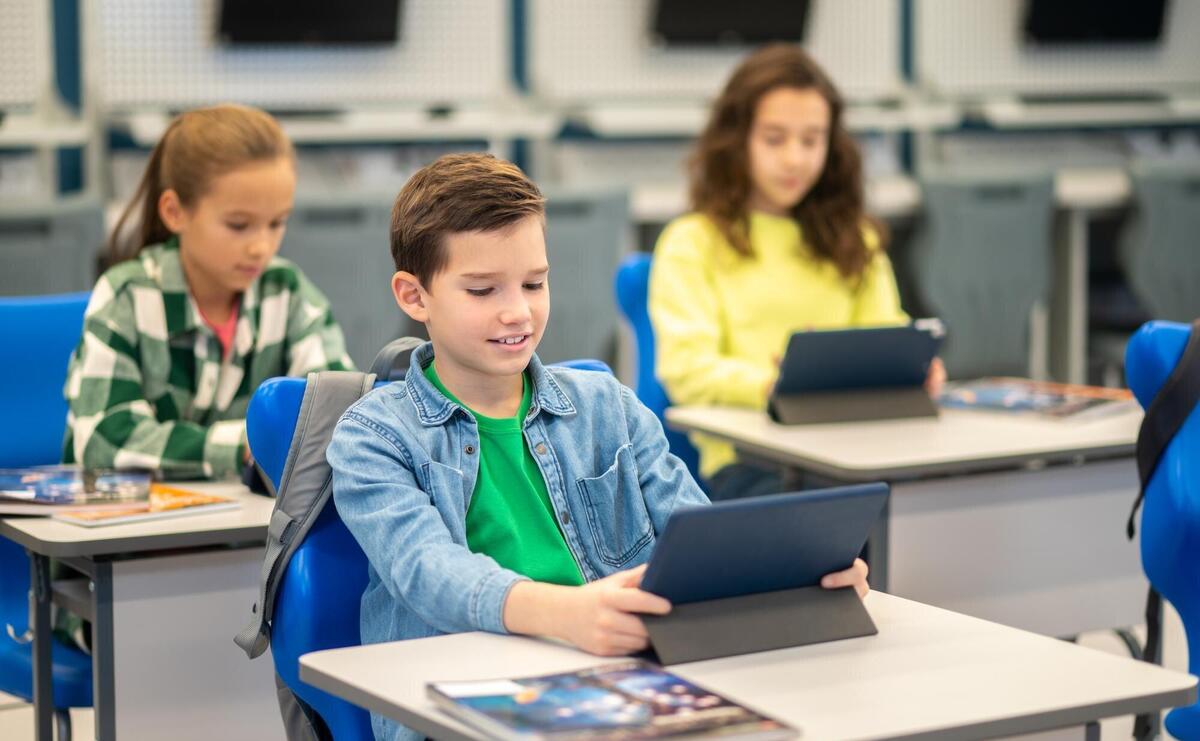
[774,320,944,395]
[640,482,889,605]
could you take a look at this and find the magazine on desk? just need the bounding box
[0,466,151,515]
[938,378,1137,420]
[51,483,240,527]
[428,660,797,740]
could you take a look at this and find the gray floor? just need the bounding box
[0,604,1189,740]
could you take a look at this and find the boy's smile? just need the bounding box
[392,214,549,416]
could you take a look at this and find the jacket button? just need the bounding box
[464,445,475,455]
[560,510,570,525]
[535,443,547,455]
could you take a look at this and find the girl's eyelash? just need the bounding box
[466,288,493,297]
[523,282,544,290]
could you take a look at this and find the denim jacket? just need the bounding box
[327,342,709,741]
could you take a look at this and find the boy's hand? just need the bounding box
[559,565,672,656]
[821,558,870,599]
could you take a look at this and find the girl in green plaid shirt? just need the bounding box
[64,104,354,480]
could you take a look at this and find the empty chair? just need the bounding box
[0,292,95,740]
[537,187,629,366]
[281,194,411,370]
[905,171,1055,379]
[0,197,104,296]
[1119,161,1200,323]
[614,252,702,486]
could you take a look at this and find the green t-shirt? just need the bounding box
[424,363,585,586]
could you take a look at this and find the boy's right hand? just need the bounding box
[558,565,672,656]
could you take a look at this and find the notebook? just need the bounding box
[428,660,796,740]
[51,483,240,527]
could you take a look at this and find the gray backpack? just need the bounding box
[234,337,422,722]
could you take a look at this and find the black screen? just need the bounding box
[653,0,810,46]
[1023,0,1169,45]
[218,0,402,45]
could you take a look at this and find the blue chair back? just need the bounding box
[245,358,616,738]
[613,253,702,484]
[0,292,90,466]
[247,377,373,740]
[1125,320,1200,739]
[0,292,93,710]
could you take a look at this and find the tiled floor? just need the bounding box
[0,604,1190,739]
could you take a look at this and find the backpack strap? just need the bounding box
[1127,318,1200,539]
[369,336,424,382]
[236,370,376,659]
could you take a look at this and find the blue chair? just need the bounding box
[0,292,93,740]
[613,253,703,485]
[1126,320,1200,740]
[246,357,614,739]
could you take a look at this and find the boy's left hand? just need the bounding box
[820,558,870,599]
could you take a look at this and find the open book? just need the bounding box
[938,378,1137,419]
[0,467,151,515]
[428,660,796,740]
[51,483,240,527]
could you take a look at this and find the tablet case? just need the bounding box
[768,322,943,425]
[641,483,888,664]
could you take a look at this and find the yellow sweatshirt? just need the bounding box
[648,211,909,478]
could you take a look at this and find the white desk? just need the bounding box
[0,482,281,741]
[299,592,1196,741]
[665,406,1146,640]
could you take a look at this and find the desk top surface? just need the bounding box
[665,405,1141,481]
[299,592,1195,741]
[0,481,271,557]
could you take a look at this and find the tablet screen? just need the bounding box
[774,322,943,395]
[640,483,888,604]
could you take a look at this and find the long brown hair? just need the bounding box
[106,104,294,265]
[689,44,883,279]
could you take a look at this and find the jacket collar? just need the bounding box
[404,342,576,426]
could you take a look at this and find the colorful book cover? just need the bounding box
[428,660,796,740]
[0,467,151,515]
[51,483,240,527]
[939,377,1136,419]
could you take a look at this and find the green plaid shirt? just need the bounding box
[64,239,353,479]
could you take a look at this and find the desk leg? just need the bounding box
[91,560,116,741]
[30,553,53,741]
[1051,208,1088,384]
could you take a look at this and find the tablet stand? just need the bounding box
[644,585,877,665]
[769,386,938,425]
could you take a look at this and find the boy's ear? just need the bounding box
[391,271,429,323]
[158,189,187,234]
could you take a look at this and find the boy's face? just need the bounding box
[392,214,550,385]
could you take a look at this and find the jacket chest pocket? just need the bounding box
[574,444,653,567]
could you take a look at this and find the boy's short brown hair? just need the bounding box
[389,153,546,286]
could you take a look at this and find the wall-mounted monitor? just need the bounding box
[652,0,811,46]
[1023,0,1169,45]
[218,0,403,45]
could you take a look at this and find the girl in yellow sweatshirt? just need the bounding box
[648,44,944,500]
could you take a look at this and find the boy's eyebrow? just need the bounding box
[459,266,549,280]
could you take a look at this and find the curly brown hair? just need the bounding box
[689,44,884,279]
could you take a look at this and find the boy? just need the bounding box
[327,154,868,741]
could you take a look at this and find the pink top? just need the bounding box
[198,297,241,361]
